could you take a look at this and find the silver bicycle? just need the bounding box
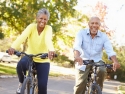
[7,50,57,94]
[84,60,113,94]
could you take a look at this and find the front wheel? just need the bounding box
[21,77,31,94]
[89,83,102,94]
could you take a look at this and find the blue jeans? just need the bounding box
[16,56,50,94]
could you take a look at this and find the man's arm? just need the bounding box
[110,55,119,63]
[103,34,120,71]
[73,30,83,65]
[74,50,80,58]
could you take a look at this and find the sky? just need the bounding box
[76,0,125,46]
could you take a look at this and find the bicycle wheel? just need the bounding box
[89,83,102,94]
[32,77,38,94]
[33,84,38,94]
[21,77,31,94]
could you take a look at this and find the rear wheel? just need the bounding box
[33,85,38,94]
[89,83,102,94]
[21,77,31,94]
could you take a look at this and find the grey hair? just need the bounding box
[36,8,50,20]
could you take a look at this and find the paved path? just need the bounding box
[0,77,121,94]
[0,63,122,94]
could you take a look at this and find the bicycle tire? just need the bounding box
[33,84,38,94]
[21,77,31,94]
[89,83,102,94]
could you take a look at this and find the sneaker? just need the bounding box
[16,83,22,94]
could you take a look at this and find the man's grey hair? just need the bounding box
[36,8,50,20]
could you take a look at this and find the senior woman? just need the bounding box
[8,8,55,94]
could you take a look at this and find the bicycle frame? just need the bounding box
[92,66,98,84]
[84,60,113,94]
[24,56,36,94]
[6,50,57,94]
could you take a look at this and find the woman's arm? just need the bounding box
[11,24,32,49]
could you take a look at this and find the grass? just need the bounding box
[0,62,63,77]
[118,85,125,94]
[0,63,16,75]
[49,72,63,77]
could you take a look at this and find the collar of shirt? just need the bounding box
[86,29,101,37]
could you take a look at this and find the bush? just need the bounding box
[53,52,74,68]
[103,46,125,82]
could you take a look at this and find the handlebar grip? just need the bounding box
[6,50,18,54]
[40,53,58,59]
[54,54,57,57]
[106,64,113,68]
[6,50,9,53]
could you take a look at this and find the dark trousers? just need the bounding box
[16,56,50,94]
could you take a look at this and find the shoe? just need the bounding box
[16,83,22,94]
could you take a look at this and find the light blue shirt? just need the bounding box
[73,28,116,62]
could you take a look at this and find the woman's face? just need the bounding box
[36,14,48,28]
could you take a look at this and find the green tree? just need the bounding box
[0,21,4,39]
[0,0,77,51]
[0,0,78,65]
[0,0,77,34]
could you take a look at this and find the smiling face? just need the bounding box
[88,17,101,36]
[36,13,48,29]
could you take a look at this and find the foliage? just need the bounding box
[0,0,77,34]
[118,85,125,93]
[102,46,125,82]
[0,32,4,39]
[53,51,74,68]
[0,0,78,56]
[0,21,5,39]
[0,38,12,51]
[52,15,89,67]
[113,46,125,82]
[0,0,79,68]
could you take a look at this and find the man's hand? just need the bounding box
[110,55,120,72]
[8,48,15,55]
[48,51,55,60]
[74,57,83,65]
[113,62,120,72]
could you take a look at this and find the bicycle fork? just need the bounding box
[93,66,98,84]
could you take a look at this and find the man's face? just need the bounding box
[36,14,48,28]
[88,18,100,35]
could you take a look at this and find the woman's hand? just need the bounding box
[8,48,15,55]
[48,51,55,60]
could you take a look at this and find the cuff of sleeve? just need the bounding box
[108,52,116,60]
[11,44,18,50]
[73,48,83,55]
[48,47,55,51]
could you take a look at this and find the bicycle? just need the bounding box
[7,50,57,94]
[83,60,113,94]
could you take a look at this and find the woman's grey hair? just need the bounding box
[36,8,50,20]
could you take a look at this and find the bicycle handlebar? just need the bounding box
[83,60,113,68]
[6,50,57,59]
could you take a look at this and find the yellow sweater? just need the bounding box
[11,23,54,63]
